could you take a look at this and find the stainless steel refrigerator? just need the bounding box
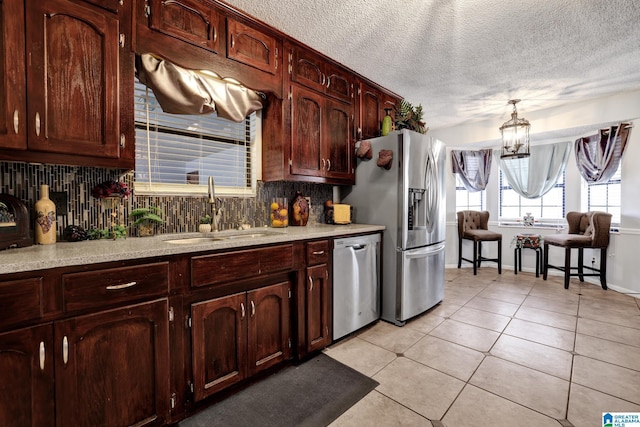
[342,129,446,326]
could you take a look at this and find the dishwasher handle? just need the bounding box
[345,244,368,250]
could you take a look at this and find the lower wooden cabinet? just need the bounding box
[0,300,170,427]
[55,299,170,426]
[0,324,54,427]
[190,281,292,401]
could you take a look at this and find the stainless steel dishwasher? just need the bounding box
[333,233,381,340]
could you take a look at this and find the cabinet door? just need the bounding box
[290,85,323,178]
[325,63,352,104]
[148,0,223,52]
[55,300,170,427]
[0,0,26,150]
[324,98,354,183]
[247,282,291,375]
[360,84,381,140]
[289,45,325,94]
[26,0,120,158]
[305,264,331,353]
[191,293,247,401]
[0,324,54,427]
[227,18,278,75]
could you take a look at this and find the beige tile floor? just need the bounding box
[326,267,640,427]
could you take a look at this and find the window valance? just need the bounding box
[574,123,631,183]
[135,53,265,122]
[497,141,571,199]
[451,149,492,192]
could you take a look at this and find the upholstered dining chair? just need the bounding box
[457,210,502,275]
[543,211,612,289]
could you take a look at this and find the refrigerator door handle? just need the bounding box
[424,150,438,233]
[405,243,445,259]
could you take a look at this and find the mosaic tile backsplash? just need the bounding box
[0,162,334,239]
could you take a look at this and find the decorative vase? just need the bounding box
[381,108,392,136]
[199,223,212,233]
[138,223,155,237]
[35,184,56,245]
[290,191,309,226]
[523,212,534,227]
[269,198,288,227]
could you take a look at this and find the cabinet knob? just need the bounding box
[62,336,69,365]
[39,341,46,371]
[13,110,19,134]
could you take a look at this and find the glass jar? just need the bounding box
[269,198,288,227]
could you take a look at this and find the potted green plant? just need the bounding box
[199,214,212,233]
[130,206,164,237]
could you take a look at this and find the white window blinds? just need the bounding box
[134,79,259,196]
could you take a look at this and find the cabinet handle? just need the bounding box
[326,159,331,171]
[312,250,325,255]
[240,302,245,319]
[13,110,19,134]
[321,159,326,170]
[105,281,137,290]
[35,112,40,137]
[39,341,45,371]
[321,73,326,86]
[62,336,69,365]
[326,76,331,89]
[230,34,235,49]
[308,276,314,291]
[250,300,255,318]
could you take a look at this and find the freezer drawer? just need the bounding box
[397,243,445,323]
[333,234,381,340]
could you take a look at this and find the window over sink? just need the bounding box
[133,78,261,196]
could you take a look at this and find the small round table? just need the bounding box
[514,233,543,277]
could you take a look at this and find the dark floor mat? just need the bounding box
[178,353,379,427]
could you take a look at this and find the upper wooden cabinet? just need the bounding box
[288,42,353,104]
[0,0,27,150]
[357,80,401,140]
[147,0,224,52]
[0,0,134,168]
[289,84,354,184]
[227,17,279,75]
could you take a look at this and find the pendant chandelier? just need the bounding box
[499,99,530,159]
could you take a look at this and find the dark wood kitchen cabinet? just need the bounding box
[227,17,280,75]
[289,84,354,184]
[146,0,224,53]
[55,299,170,426]
[190,281,291,401]
[0,324,55,427]
[0,0,27,150]
[0,299,170,427]
[288,42,353,104]
[297,240,331,358]
[358,80,401,140]
[0,0,134,168]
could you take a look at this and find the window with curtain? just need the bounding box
[133,78,259,196]
[499,169,565,223]
[586,163,621,225]
[455,175,485,211]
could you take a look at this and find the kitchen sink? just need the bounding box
[163,237,226,245]
[162,230,283,245]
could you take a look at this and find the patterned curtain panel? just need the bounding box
[574,123,631,183]
[497,141,571,199]
[451,149,493,191]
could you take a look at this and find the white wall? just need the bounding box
[431,90,640,297]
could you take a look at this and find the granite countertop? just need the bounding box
[0,224,385,275]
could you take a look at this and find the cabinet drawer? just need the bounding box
[306,240,329,265]
[62,262,169,312]
[191,244,294,288]
[0,277,43,330]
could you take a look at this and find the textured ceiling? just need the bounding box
[222,0,640,131]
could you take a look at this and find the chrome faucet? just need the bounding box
[207,176,223,231]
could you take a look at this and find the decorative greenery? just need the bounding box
[130,206,164,226]
[199,214,212,225]
[87,225,127,240]
[394,99,428,134]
